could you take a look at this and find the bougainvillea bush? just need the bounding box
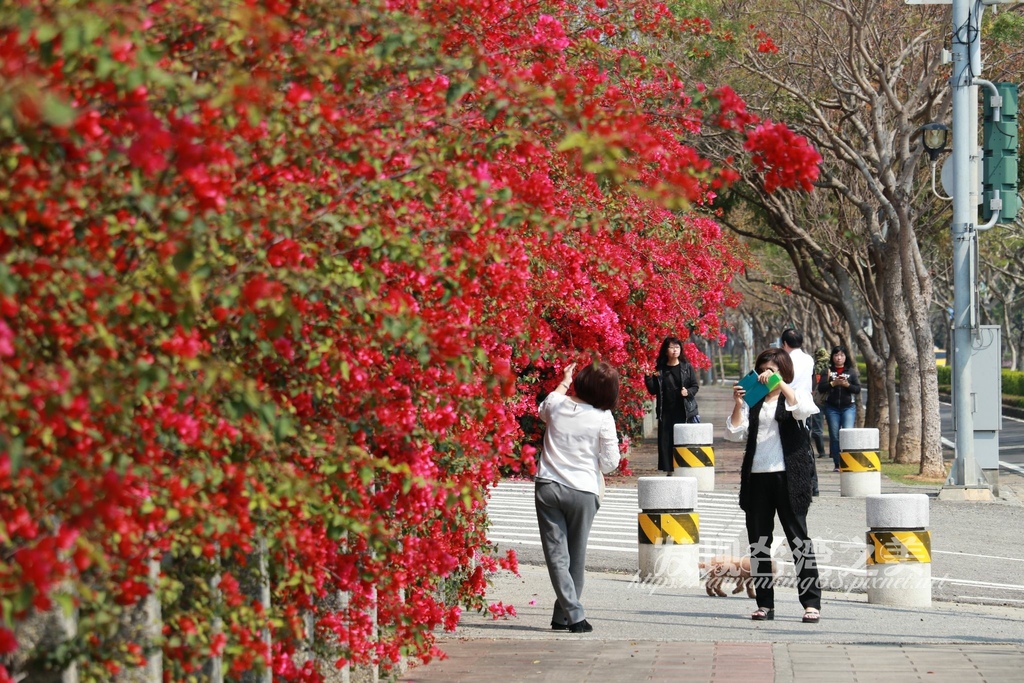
[0,0,818,680]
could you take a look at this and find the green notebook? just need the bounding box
[737,370,781,407]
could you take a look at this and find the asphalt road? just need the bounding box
[489,387,1024,609]
[489,477,1024,607]
[937,399,1024,470]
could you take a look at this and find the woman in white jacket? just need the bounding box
[535,361,620,634]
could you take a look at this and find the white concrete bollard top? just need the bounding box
[839,428,879,451]
[673,423,714,445]
[637,476,698,511]
[866,494,929,529]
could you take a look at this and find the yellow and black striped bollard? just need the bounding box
[673,423,715,491]
[637,476,700,587]
[867,529,931,565]
[865,494,931,607]
[839,428,881,497]
[638,511,700,547]
[840,449,880,473]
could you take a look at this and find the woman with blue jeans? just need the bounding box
[816,345,861,471]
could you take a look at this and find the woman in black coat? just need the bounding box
[644,336,700,473]
[816,345,861,471]
[726,347,822,623]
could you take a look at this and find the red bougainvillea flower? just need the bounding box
[744,120,822,192]
[0,0,817,678]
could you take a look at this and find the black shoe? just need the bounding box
[551,622,569,631]
[751,607,774,621]
[568,619,593,633]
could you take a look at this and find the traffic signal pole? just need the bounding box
[945,0,1019,494]
[948,0,982,489]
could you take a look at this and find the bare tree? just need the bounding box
[689,0,962,475]
[718,176,899,450]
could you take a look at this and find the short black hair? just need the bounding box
[780,329,803,349]
[830,345,850,366]
[574,362,620,411]
[754,347,794,383]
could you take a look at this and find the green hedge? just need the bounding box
[935,365,1024,400]
[725,358,1024,400]
[1005,371,1024,396]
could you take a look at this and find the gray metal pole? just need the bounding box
[950,0,978,486]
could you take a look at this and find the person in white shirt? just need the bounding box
[726,348,822,624]
[781,329,815,394]
[535,361,621,634]
[781,328,819,496]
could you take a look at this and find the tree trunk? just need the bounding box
[879,244,922,464]
[1003,303,1018,371]
[885,353,899,456]
[853,323,890,452]
[900,215,945,479]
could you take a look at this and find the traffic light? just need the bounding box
[982,82,1020,224]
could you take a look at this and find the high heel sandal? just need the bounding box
[751,607,774,621]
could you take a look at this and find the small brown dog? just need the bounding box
[699,556,774,598]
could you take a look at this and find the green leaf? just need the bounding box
[1,597,14,627]
[54,592,75,617]
[95,55,117,80]
[34,23,59,44]
[446,80,473,106]
[126,67,144,91]
[40,94,77,127]
[273,415,297,442]
[62,25,82,53]
[81,15,106,43]
[7,437,23,474]
[172,244,195,273]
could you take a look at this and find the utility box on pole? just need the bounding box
[950,325,1002,491]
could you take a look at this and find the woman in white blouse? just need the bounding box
[535,361,621,634]
[726,348,822,624]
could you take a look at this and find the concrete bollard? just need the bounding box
[672,423,715,491]
[839,428,881,497]
[865,494,931,607]
[637,476,700,588]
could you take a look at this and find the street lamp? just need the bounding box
[920,122,952,201]
[920,122,950,162]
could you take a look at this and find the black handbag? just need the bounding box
[684,394,699,421]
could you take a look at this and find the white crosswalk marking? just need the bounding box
[487,480,748,559]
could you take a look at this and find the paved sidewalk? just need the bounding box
[401,384,1024,682]
[400,562,1024,682]
[403,640,1024,682]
